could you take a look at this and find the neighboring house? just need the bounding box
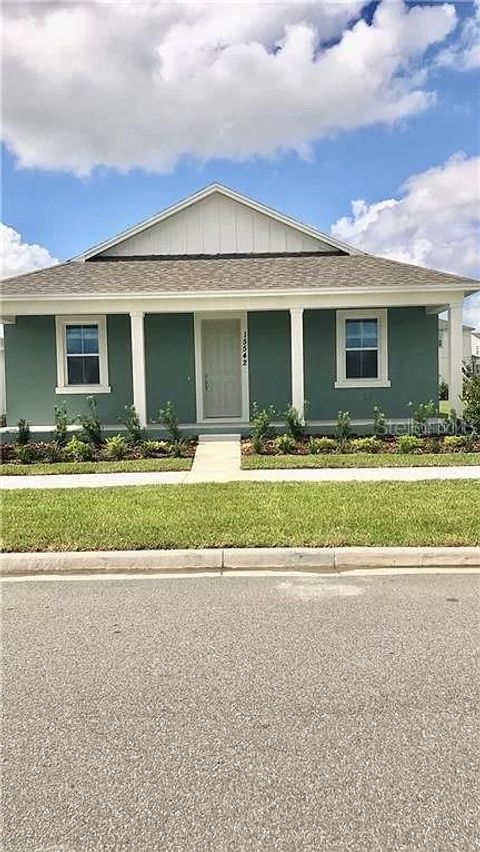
[1,184,478,435]
[439,319,480,387]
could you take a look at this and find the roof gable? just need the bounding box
[77,184,361,260]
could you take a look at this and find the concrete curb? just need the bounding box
[1,546,480,577]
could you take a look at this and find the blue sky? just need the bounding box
[1,1,479,321]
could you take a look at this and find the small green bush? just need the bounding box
[439,380,448,401]
[14,443,36,464]
[141,440,169,458]
[349,437,381,454]
[308,436,337,454]
[250,403,276,454]
[123,404,144,445]
[284,405,304,441]
[274,433,296,454]
[103,434,127,460]
[158,402,181,443]
[335,411,351,446]
[63,436,93,462]
[462,364,480,432]
[396,435,423,454]
[44,442,64,463]
[79,397,102,446]
[54,402,69,446]
[16,419,31,446]
[409,400,436,434]
[442,435,468,452]
[169,440,186,458]
[372,406,387,437]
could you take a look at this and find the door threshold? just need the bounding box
[198,434,242,443]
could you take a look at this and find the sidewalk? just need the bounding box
[2,435,480,489]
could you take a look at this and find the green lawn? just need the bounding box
[242,453,480,469]
[2,480,479,552]
[0,458,192,476]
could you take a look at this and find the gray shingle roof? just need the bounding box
[1,254,477,298]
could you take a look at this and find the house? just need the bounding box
[1,184,478,436]
[439,319,480,388]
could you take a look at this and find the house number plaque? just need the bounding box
[242,331,248,367]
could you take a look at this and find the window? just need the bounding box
[55,316,110,394]
[335,309,390,389]
[345,318,378,379]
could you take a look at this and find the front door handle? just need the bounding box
[204,373,209,391]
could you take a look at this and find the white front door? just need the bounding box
[202,318,242,418]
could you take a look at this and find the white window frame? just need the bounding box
[335,309,390,389]
[55,315,111,394]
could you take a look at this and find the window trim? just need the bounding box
[55,315,111,394]
[335,309,390,389]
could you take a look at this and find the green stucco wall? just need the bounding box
[248,311,291,413]
[144,313,196,423]
[4,315,133,426]
[304,307,439,420]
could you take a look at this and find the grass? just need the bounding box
[0,458,192,476]
[2,480,479,552]
[242,453,480,469]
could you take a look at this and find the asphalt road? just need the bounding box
[2,572,479,851]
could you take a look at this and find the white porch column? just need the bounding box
[290,308,305,418]
[130,311,147,427]
[448,299,464,414]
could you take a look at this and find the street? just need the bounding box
[2,572,479,851]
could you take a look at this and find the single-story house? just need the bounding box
[1,184,478,436]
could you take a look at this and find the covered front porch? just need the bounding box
[2,284,466,433]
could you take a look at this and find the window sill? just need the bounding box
[334,379,391,389]
[55,385,111,395]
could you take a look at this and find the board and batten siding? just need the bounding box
[100,194,332,257]
[4,315,133,426]
[304,307,439,420]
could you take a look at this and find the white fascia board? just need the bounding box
[1,287,467,318]
[73,183,363,261]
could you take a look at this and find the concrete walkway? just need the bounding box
[1,433,480,489]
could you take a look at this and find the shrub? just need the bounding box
[396,435,423,454]
[54,402,69,446]
[308,436,336,454]
[409,400,436,435]
[63,436,93,462]
[284,405,304,441]
[158,401,181,443]
[79,397,102,446]
[439,380,449,401]
[250,403,276,454]
[335,411,351,446]
[103,434,127,460]
[16,419,31,446]
[44,441,64,463]
[14,444,36,464]
[349,437,381,454]
[442,435,468,452]
[372,405,387,438]
[424,437,441,454]
[141,440,169,458]
[123,404,144,445]
[169,440,186,458]
[274,433,296,454]
[462,365,480,432]
[0,414,6,428]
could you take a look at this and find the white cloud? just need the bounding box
[436,0,480,70]
[0,224,58,279]
[331,152,480,329]
[1,0,458,174]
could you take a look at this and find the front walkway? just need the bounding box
[2,435,480,489]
